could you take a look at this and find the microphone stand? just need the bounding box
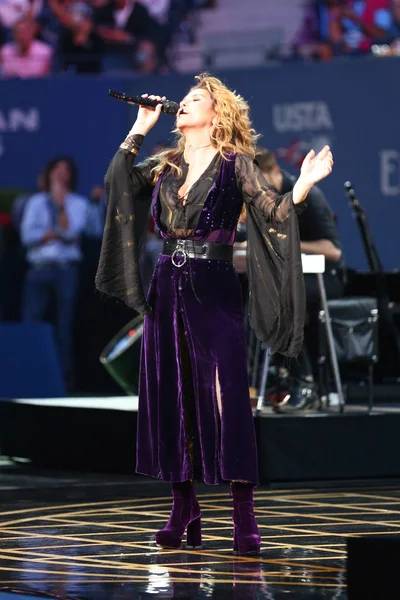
[344,182,383,274]
[344,182,400,370]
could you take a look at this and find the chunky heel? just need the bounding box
[155,481,202,549]
[233,526,259,555]
[234,533,260,555]
[155,530,182,549]
[231,483,261,556]
[186,516,202,549]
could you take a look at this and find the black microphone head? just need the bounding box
[162,101,179,115]
[344,181,356,200]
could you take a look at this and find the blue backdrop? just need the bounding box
[1,57,399,271]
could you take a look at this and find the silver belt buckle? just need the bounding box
[171,240,187,268]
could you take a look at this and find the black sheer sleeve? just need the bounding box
[235,154,306,357]
[236,154,306,222]
[95,136,157,315]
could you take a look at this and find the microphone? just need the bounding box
[344,181,356,200]
[344,181,361,212]
[108,90,179,115]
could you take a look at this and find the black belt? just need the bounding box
[162,239,233,267]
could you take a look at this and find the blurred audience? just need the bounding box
[294,0,398,60]
[141,0,171,22]
[49,0,103,72]
[318,0,393,56]
[391,0,400,34]
[2,0,400,75]
[0,0,216,77]
[0,17,53,77]
[94,0,162,72]
[95,0,156,42]
[0,0,31,29]
[372,0,400,53]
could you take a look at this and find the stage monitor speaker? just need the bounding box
[0,322,66,398]
[100,314,144,395]
[347,535,400,598]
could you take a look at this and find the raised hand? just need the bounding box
[130,94,166,136]
[300,145,334,186]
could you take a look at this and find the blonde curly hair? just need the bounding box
[150,73,260,183]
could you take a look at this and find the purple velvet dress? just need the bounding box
[95,143,306,487]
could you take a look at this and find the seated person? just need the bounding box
[246,148,345,411]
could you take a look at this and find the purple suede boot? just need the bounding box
[155,481,202,549]
[231,482,261,555]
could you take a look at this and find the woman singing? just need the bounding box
[96,74,333,555]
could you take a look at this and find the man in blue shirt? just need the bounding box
[20,157,89,387]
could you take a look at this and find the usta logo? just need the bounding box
[273,102,333,133]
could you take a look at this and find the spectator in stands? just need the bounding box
[317,0,393,55]
[139,0,197,69]
[135,37,158,72]
[95,0,160,72]
[140,0,171,23]
[0,0,30,30]
[0,17,53,77]
[33,0,62,49]
[48,0,103,73]
[292,1,334,60]
[0,0,61,50]
[95,0,158,42]
[378,0,400,51]
[391,0,400,32]
[20,156,89,389]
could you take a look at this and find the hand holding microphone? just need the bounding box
[131,94,167,136]
[109,90,179,136]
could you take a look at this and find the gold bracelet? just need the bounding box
[120,143,138,155]
[120,134,139,154]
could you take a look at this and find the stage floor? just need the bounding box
[1,465,400,599]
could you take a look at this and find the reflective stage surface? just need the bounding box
[0,468,399,599]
